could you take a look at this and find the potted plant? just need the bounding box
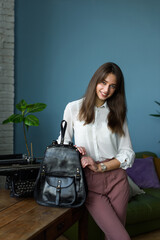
[2,99,47,158]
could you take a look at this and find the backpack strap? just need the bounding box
[60,120,67,144]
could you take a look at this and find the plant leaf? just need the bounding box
[27,103,47,113]
[26,125,29,131]
[24,115,39,126]
[150,114,160,117]
[16,99,27,112]
[2,114,23,124]
[155,101,160,106]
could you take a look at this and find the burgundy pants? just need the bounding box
[84,166,131,240]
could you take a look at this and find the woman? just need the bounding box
[58,62,135,240]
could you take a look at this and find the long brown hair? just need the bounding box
[79,62,127,136]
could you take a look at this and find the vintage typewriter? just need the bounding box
[0,154,41,197]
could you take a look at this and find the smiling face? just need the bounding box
[96,73,117,107]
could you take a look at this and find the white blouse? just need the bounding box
[58,98,135,170]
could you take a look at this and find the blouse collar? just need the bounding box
[95,101,107,109]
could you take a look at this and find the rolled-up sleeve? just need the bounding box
[115,121,135,170]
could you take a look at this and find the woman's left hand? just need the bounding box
[81,156,100,172]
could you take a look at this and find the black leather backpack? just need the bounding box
[34,120,87,208]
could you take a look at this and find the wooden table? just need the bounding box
[0,189,88,240]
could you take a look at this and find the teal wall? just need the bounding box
[15,0,160,157]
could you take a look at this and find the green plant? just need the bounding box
[2,99,47,157]
[150,101,160,118]
[150,101,160,143]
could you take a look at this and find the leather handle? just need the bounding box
[60,120,67,144]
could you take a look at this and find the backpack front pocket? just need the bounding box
[42,175,76,207]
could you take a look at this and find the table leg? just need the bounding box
[78,206,88,240]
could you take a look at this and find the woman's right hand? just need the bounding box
[75,145,86,156]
